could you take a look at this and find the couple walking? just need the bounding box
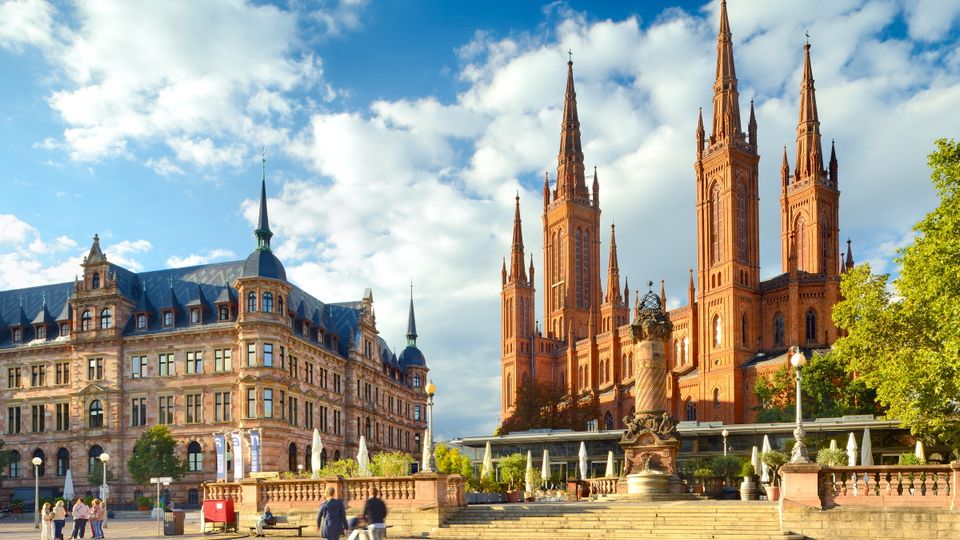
[316,486,388,540]
[39,498,105,540]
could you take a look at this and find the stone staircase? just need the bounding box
[426,501,804,540]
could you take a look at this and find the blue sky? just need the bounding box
[1,0,959,439]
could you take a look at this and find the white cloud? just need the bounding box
[166,249,236,268]
[0,0,53,51]
[103,239,152,271]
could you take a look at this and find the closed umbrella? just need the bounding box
[914,441,925,462]
[357,436,370,476]
[604,451,615,478]
[578,441,589,481]
[63,469,74,502]
[760,435,772,483]
[829,439,837,450]
[480,442,493,480]
[860,429,874,466]
[525,451,534,493]
[420,429,432,473]
[751,446,761,477]
[846,432,858,466]
[311,429,323,479]
[541,449,551,483]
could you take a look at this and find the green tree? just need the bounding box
[434,443,473,478]
[126,425,188,486]
[499,377,601,433]
[0,440,12,487]
[832,139,960,456]
[87,465,118,487]
[369,452,413,477]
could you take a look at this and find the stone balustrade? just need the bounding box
[204,482,242,502]
[587,477,619,495]
[820,465,953,508]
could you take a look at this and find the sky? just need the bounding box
[1,0,959,440]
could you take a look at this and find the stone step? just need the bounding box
[429,532,802,540]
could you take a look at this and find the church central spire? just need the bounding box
[509,194,528,283]
[711,0,742,143]
[255,151,274,252]
[557,57,587,202]
[795,42,824,180]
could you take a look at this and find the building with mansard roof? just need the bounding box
[0,175,429,506]
[501,0,854,428]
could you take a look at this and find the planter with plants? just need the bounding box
[134,495,153,511]
[498,453,526,503]
[466,477,506,504]
[739,462,757,500]
[710,455,742,499]
[815,448,848,467]
[760,450,789,501]
[10,497,24,513]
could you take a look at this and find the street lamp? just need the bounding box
[32,456,43,529]
[99,453,110,530]
[424,380,437,472]
[721,429,730,456]
[789,347,809,464]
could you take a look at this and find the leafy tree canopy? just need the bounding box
[0,440,12,487]
[126,425,188,486]
[500,377,600,434]
[832,139,960,456]
[434,443,473,479]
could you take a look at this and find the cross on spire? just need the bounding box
[568,49,573,63]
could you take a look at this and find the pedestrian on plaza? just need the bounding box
[88,499,104,539]
[316,486,348,540]
[40,502,55,540]
[69,497,90,539]
[360,487,388,540]
[52,500,67,540]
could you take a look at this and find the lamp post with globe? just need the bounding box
[789,347,810,463]
[722,429,729,456]
[424,380,437,472]
[32,456,43,529]
[99,453,110,530]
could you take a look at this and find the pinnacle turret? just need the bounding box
[605,224,621,304]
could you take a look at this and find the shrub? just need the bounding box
[760,451,789,487]
[314,458,360,478]
[815,448,849,467]
[899,453,926,465]
[739,461,755,478]
[369,451,414,477]
[498,453,526,491]
[709,455,742,481]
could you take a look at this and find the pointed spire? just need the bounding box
[688,268,695,305]
[605,224,621,304]
[711,0,742,142]
[795,41,823,180]
[556,56,586,201]
[406,281,418,346]
[748,99,758,149]
[781,146,790,189]
[509,193,527,283]
[501,257,507,286]
[660,279,666,308]
[255,149,274,252]
[829,139,838,184]
[543,171,551,210]
[592,166,600,208]
[623,277,630,314]
[845,238,854,270]
[529,254,535,285]
[696,108,705,159]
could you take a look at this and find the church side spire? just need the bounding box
[845,238,855,270]
[509,194,527,283]
[781,146,790,189]
[696,107,705,159]
[605,224,621,303]
[556,57,587,202]
[829,139,839,184]
[795,42,823,181]
[711,0,742,143]
[748,99,758,150]
[255,151,274,252]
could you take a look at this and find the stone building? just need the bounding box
[501,1,854,427]
[0,176,429,505]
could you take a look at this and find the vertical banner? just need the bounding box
[214,433,226,482]
[248,429,262,474]
[231,431,245,481]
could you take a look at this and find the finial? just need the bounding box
[805,30,810,45]
[647,280,654,292]
[261,146,266,180]
[568,49,573,63]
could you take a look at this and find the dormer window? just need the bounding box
[36,325,46,340]
[136,314,147,330]
[263,292,273,313]
[413,374,421,388]
[100,308,112,329]
[190,309,200,324]
[302,322,309,336]
[247,292,257,312]
[162,311,174,327]
[12,327,22,342]
[218,306,230,321]
[92,273,100,289]
[59,323,70,337]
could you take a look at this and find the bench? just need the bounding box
[249,514,308,537]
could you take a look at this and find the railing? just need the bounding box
[587,477,619,495]
[819,466,953,508]
[204,483,242,502]
[442,475,465,507]
[343,477,417,504]
[261,479,331,504]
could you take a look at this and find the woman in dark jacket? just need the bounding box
[316,487,348,540]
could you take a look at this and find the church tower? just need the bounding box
[501,195,536,416]
[694,0,761,423]
[780,41,841,277]
[542,59,602,345]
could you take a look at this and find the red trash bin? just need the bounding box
[202,499,235,532]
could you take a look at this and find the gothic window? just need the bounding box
[584,231,591,307]
[81,310,92,331]
[575,228,583,308]
[506,374,512,407]
[603,411,614,430]
[89,400,103,428]
[741,313,748,347]
[795,215,806,270]
[711,183,722,263]
[713,388,721,407]
[805,309,817,343]
[56,448,70,476]
[621,353,628,377]
[187,441,202,472]
[774,312,785,347]
[100,308,112,329]
[674,339,681,365]
[92,273,100,289]
[685,399,697,421]
[247,291,257,313]
[263,292,273,313]
[737,184,746,262]
[713,315,722,347]
[628,352,634,376]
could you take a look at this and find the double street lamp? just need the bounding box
[99,453,110,530]
[789,347,810,464]
[32,456,43,529]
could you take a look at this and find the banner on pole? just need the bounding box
[231,431,244,481]
[249,429,262,473]
[214,433,226,482]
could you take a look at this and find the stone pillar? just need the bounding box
[780,463,823,509]
[952,461,960,511]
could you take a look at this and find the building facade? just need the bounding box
[0,176,429,505]
[501,1,855,428]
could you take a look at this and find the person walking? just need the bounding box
[88,499,103,539]
[69,498,90,539]
[52,500,67,540]
[360,487,388,540]
[316,487,348,540]
[40,502,55,540]
[254,504,275,537]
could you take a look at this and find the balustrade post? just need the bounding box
[951,461,959,511]
[238,478,263,514]
[780,463,823,509]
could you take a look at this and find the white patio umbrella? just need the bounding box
[915,440,925,462]
[420,429,432,473]
[846,432,858,466]
[63,469,74,502]
[311,429,323,479]
[578,441,589,481]
[525,451,534,493]
[760,435,772,483]
[604,451,615,478]
[751,446,761,477]
[541,449,551,483]
[860,428,874,466]
[357,435,370,476]
[829,439,837,450]
[480,442,493,480]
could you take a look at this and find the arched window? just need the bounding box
[674,339,681,365]
[320,448,328,469]
[713,315,722,347]
[100,308,112,329]
[795,215,806,270]
[575,229,583,308]
[805,309,817,342]
[628,352,634,376]
[774,312,785,347]
[163,311,174,326]
[92,272,100,289]
[136,314,147,330]
[9,451,21,478]
[288,442,297,472]
[247,291,257,313]
[737,184,747,262]
[57,448,70,476]
[333,450,340,462]
[741,313,748,347]
[603,411,614,430]
[685,400,697,422]
[682,339,688,366]
[711,183,722,263]
[713,388,721,407]
[81,310,92,331]
[88,445,103,474]
[584,231,591,307]
[263,292,273,313]
[33,449,45,477]
[187,489,199,505]
[187,441,202,472]
[89,400,103,428]
[305,446,312,471]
